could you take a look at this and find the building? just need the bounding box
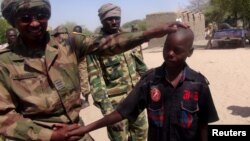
[146,11,205,47]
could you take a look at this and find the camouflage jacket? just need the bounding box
[86,29,148,115]
[0,31,147,141]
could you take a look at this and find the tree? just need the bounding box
[55,22,93,35]
[81,26,93,36]
[203,0,226,25]
[203,0,250,28]
[0,18,11,44]
[122,19,147,31]
[93,26,102,34]
[186,0,210,12]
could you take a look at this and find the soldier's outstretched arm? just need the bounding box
[89,21,188,56]
[71,21,189,58]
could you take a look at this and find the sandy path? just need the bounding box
[80,45,250,140]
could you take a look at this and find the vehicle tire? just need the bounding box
[241,37,246,47]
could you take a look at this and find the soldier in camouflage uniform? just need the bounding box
[0,1,186,141]
[73,25,91,108]
[0,0,176,140]
[86,3,148,141]
[0,28,18,50]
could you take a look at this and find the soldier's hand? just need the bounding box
[50,123,81,141]
[109,121,124,131]
[143,21,189,40]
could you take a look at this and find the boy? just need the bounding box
[68,27,219,141]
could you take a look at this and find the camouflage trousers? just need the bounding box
[108,94,148,141]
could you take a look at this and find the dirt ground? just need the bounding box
[80,42,250,140]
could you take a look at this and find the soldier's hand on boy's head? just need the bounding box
[143,21,190,40]
[169,21,189,29]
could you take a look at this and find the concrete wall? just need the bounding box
[146,11,205,47]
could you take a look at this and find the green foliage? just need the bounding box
[63,22,77,32]
[93,26,102,34]
[122,19,147,31]
[58,22,93,36]
[204,0,250,28]
[0,18,11,44]
[82,26,93,36]
[203,1,226,25]
[187,0,209,12]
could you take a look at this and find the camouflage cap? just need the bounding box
[1,0,51,26]
[98,3,121,21]
[51,25,68,36]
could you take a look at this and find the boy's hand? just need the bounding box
[50,123,81,141]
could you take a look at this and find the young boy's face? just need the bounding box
[163,28,194,68]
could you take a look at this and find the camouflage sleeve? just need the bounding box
[68,33,87,61]
[0,67,52,141]
[70,31,148,59]
[86,55,114,115]
[132,46,148,76]
[78,58,91,95]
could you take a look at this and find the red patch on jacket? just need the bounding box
[183,90,191,100]
[183,90,199,101]
[150,87,161,102]
[193,91,199,101]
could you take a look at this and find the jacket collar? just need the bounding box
[153,63,197,83]
[9,32,59,72]
[99,28,122,36]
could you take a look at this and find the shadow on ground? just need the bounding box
[227,106,250,118]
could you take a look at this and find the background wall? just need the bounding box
[146,11,205,47]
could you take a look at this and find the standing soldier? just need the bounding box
[73,25,91,108]
[86,3,148,141]
[0,28,18,50]
[0,28,17,141]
